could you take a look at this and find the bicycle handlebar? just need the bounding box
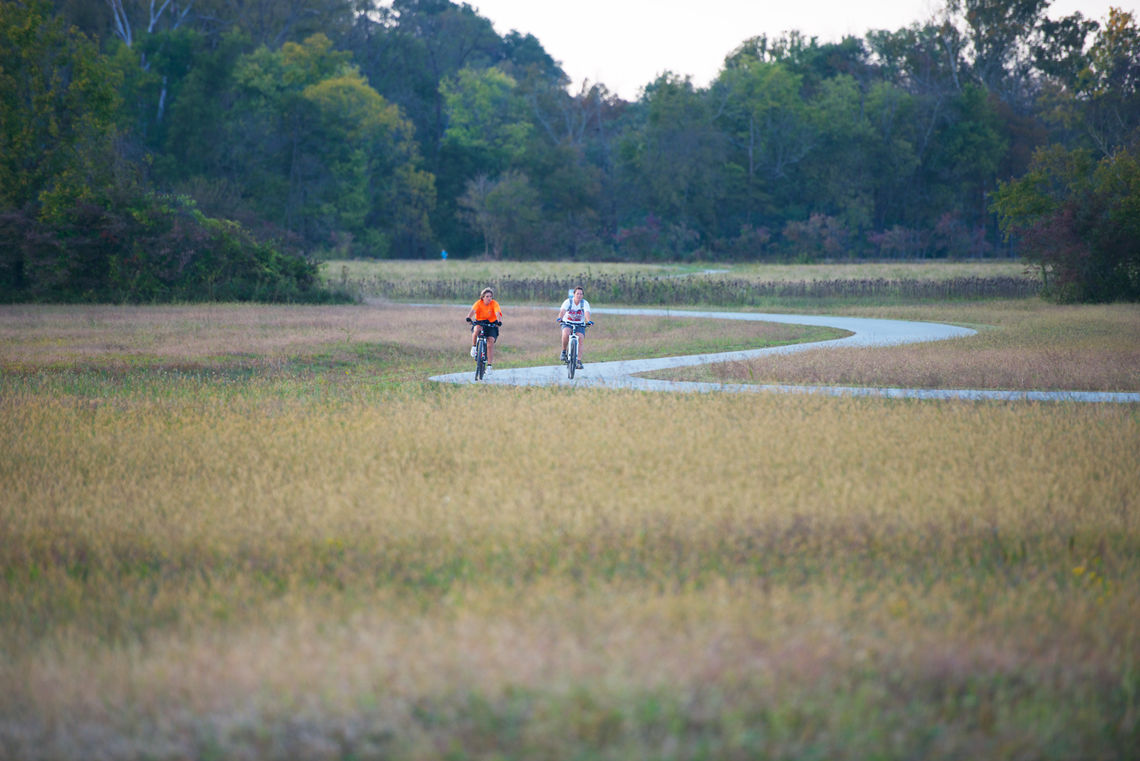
[557,319,593,327]
[467,318,501,326]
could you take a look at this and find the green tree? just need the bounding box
[801,74,876,233]
[861,80,921,230]
[713,60,813,232]
[1077,8,1140,155]
[155,29,251,188]
[952,0,1050,108]
[619,74,727,249]
[348,0,503,170]
[440,66,532,172]
[992,141,1140,301]
[228,34,435,255]
[107,26,201,151]
[458,170,541,258]
[922,84,1007,232]
[0,0,119,216]
[437,65,534,252]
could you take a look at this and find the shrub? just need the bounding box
[782,214,850,259]
[0,194,340,303]
[866,226,928,259]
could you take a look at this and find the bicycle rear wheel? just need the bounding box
[567,338,577,379]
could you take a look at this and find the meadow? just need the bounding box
[2,271,1138,760]
[324,258,1040,305]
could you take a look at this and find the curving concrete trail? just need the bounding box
[429,307,1140,403]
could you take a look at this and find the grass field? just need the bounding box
[321,258,1039,306]
[2,290,1138,760]
[321,258,1033,284]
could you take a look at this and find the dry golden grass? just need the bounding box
[3,387,1138,759]
[322,258,1031,283]
[726,259,1032,281]
[655,301,1140,391]
[0,303,841,375]
[1,301,1138,759]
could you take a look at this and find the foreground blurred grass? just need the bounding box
[1,302,1138,760]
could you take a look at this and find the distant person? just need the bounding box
[557,285,591,368]
[466,287,502,371]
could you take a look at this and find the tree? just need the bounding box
[227,34,435,255]
[953,0,1050,109]
[715,63,812,184]
[440,66,533,172]
[0,1,120,217]
[1033,12,1100,89]
[922,84,1007,231]
[435,65,535,252]
[458,171,541,258]
[1078,8,1140,155]
[351,0,502,168]
[618,74,727,248]
[992,141,1140,301]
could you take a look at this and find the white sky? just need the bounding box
[469,0,1140,100]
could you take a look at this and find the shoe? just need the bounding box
[485,365,493,373]
[470,346,477,358]
[575,360,583,369]
[560,350,567,362]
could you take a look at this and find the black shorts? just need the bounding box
[474,323,499,340]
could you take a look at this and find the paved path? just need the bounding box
[429,307,1140,403]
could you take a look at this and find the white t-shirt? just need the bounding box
[560,297,591,324]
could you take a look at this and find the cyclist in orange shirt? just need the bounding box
[465,287,503,371]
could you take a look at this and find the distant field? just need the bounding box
[2,298,1137,760]
[322,258,1033,283]
[321,259,1039,305]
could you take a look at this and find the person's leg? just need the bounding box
[486,336,494,364]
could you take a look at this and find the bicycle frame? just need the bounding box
[559,320,592,379]
[469,319,496,381]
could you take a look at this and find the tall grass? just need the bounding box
[323,258,1032,283]
[322,259,1040,305]
[336,272,1040,305]
[1,302,1137,760]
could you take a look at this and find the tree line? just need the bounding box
[1,0,1137,301]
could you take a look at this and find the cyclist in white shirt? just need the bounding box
[557,285,591,368]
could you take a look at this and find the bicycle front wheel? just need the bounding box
[475,339,486,380]
[567,339,577,379]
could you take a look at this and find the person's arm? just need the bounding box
[465,304,476,320]
[557,300,568,321]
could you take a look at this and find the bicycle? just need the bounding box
[558,319,593,379]
[467,318,499,380]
